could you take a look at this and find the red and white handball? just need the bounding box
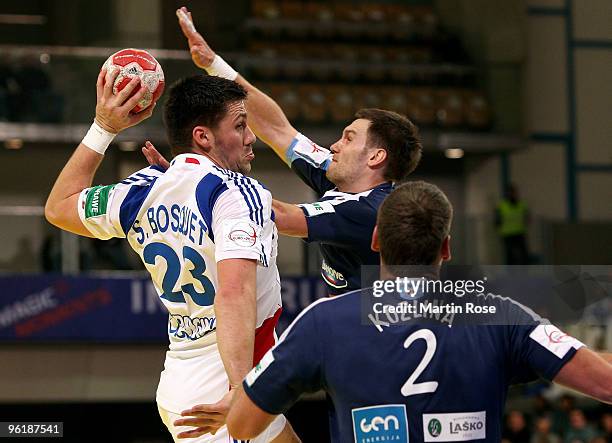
[102,48,165,113]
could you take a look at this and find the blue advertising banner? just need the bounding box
[0,274,327,342]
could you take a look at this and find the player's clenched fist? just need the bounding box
[94,68,155,134]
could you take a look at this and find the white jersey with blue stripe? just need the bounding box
[77,153,281,412]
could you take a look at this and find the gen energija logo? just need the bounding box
[352,404,408,443]
[428,418,442,437]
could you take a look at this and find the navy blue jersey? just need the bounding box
[243,289,584,443]
[287,133,392,295]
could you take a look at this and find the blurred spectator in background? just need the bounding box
[600,413,612,443]
[553,394,575,436]
[496,183,530,265]
[91,238,133,271]
[6,237,37,272]
[533,394,553,417]
[40,229,93,272]
[503,410,531,443]
[0,54,13,120]
[41,231,62,272]
[0,55,63,123]
[531,415,561,443]
[565,409,598,443]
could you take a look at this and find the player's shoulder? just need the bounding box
[460,291,543,326]
[321,182,392,206]
[296,288,366,324]
[104,165,164,208]
[118,165,165,188]
[279,289,364,345]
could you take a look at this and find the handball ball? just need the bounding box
[102,48,165,113]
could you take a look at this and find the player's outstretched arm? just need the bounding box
[45,68,153,236]
[176,7,298,164]
[553,347,612,404]
[272,199,308,238]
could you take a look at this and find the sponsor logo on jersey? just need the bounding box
[529,324,584,358]
[245,350,275,387]
[321,260,348,289]
[427,419,442,437]
[422,411,486,442]
[229,226,258,247]
[84,185,115,219]
[310,142,324,154]
[352,405,408,443]
[299,201,336,217]
[168,314,216,341]
[544,325,571,343]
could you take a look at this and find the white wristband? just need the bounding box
[207,54,238,80]
[82,121,116,155]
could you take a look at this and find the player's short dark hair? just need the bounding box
[355,108,422,182]
[163,74,247,157]
[377,181,453,266]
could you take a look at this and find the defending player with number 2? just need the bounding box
[45,63,299,442]
[226,181,612,442]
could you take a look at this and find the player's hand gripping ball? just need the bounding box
[102,48,165,113]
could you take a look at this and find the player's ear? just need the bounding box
[368,148,387,169]
[193,125,213,151]
[371,225,380,252]
[441,235,451,262]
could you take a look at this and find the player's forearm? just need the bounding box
[554,348,612,404]
[214,278,257,386]
[272,199,308,238]
[598,352,612,364]
[45,144,102,232]
[235,75,297,164]
[227,386,275,439]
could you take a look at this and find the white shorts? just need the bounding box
[159,405,287,443]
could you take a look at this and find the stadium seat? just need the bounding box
[406,88,436,127]
[436,89,464,128]
[299,85,327,123]
[269,83,301,121]
[352,86,382,112]
[363,48,387,82]
[383,87,409,116]
[465,92,492,129]
[328,85,355,123]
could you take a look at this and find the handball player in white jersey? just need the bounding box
[45,68,299,442]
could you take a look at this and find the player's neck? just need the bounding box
[197,150,230,171]
[337,177,388,193]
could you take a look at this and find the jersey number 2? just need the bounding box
[401,329,439,397]
[143,242,215,306]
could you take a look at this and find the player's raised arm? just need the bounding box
[45,68,153,236]
[176,6,298,164]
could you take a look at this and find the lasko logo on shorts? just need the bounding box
[422,411,486,442]
[352,404,409,443]
[85,185,115,219]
